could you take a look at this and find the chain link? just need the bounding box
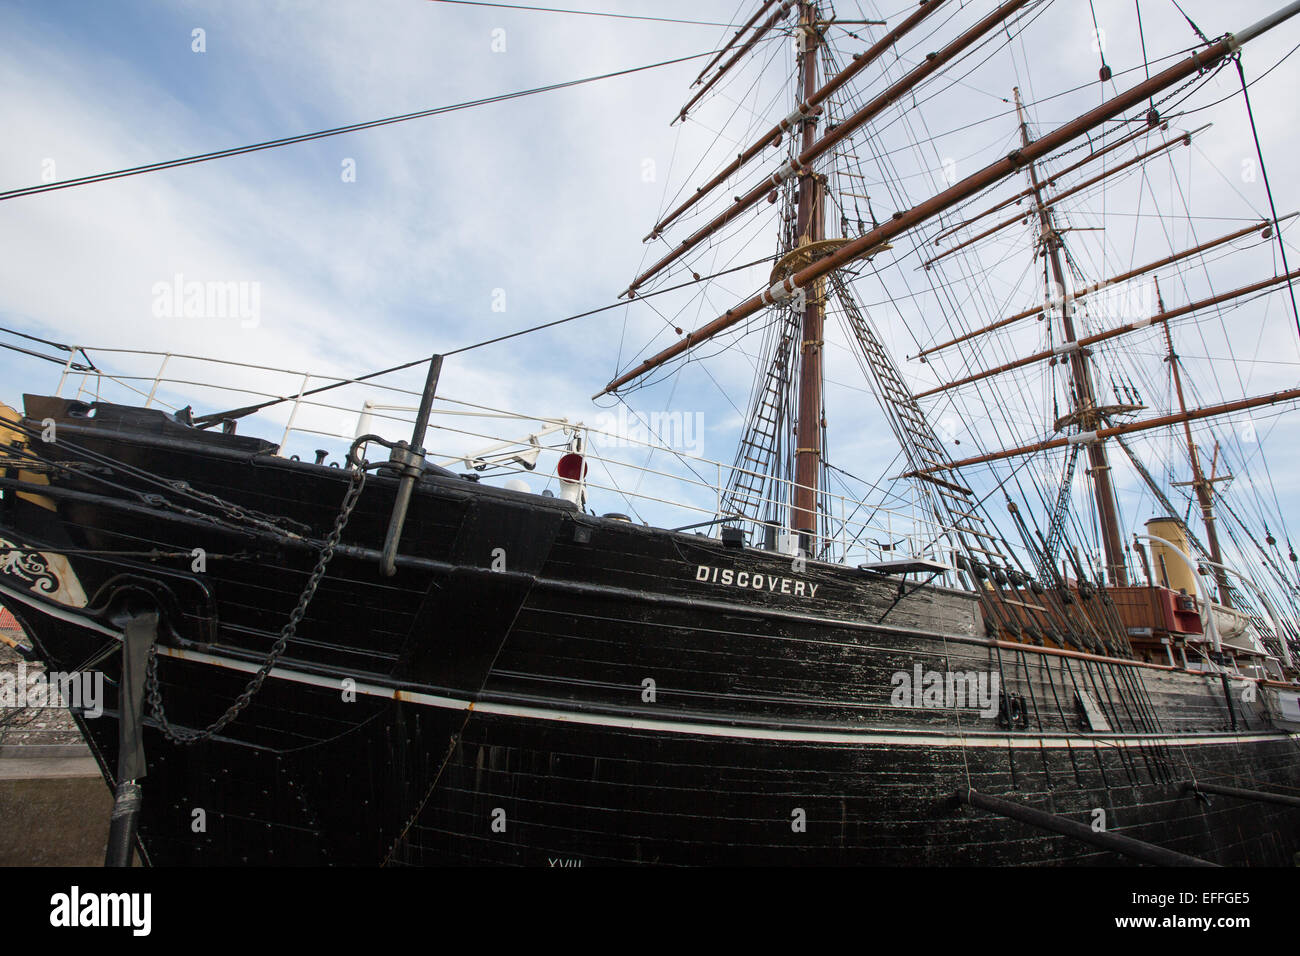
[146,466,368,745]
[168,479,310,537]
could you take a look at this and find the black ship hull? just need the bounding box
[2,398,1299,865]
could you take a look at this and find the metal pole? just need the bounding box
[955,788,1219,866]
[104,783,142,867]
[105,611,157,867]
[1235,0,1300,46]
[1185,780,1300,808]
[380,355,443,577]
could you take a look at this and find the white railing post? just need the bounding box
[74,370,93,403]
[145,354,171,408]
[54,349,79,397]
[279,373,310,453]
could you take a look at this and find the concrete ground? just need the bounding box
[1,628,113,866]
[0,758,111,866]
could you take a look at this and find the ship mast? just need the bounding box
[598,4,1276,399]
[792,0,825,545]
[600,0,1300,585]
[1157,277,1233,607]
[1013,87,1128,587]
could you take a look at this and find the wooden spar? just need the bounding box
[921,126,1202,269]
[792,1,825,542]
[648,0,951,241]
[1159,281,1233,608]
[912,267,1300,400]
[1014,88,1127,585]
[908,385,1300,475]
[691,0,778,88]
[930,123,1155,244]
[626,0,1031,295]
[914,217,1286,360]
[596,8,1300,399]
[676,2,795,124]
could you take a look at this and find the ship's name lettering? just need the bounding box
[695,564,819,598]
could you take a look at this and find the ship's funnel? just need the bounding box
[556,452,587,507]
[1145,517,1196,593]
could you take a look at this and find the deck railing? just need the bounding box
[13,342,968,579]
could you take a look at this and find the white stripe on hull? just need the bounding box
[160,644,1296,750]
[4,578,1293,750]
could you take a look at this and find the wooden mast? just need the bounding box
[677,1,795,124]
[913,266,1300,398]
[921,126,1203,270]
[647,0,950,241]
[691,0,780,88]
[930,123,1156,244]
[792,0,824,545]
[595,3,1300,395]
[915,218,1285,360]
[624,0,1032,296]
[906,385,1300,473]
[1013,87,1128,586]
[1157,278,1234,607]
[597,14,1297,399]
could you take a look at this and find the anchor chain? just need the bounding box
[146,466,368,744]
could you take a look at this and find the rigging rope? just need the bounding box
[1234,56,1300,343]
[186,253,776,427]
[0,50,721,204]
[1169,0,1210,44]
[427,0,743,27]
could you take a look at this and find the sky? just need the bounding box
[1,0,1298,590]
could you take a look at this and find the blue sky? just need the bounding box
[1,0,1298,590]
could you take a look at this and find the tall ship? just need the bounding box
[2,0,1300,865]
